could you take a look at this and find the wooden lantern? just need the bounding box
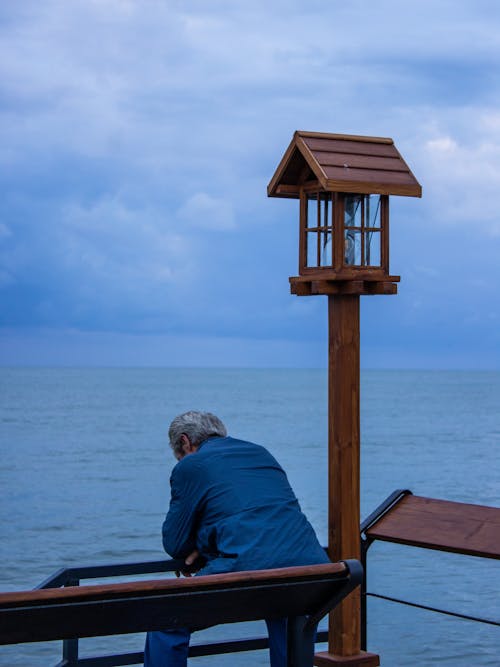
[268,131,421,296]
[268,131,421,667]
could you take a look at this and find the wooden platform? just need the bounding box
[364,493,500,560]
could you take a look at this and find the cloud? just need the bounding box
[60,198,195,285]
[1,0,500,365]
[177,193,235,231]
[416,117,500,234]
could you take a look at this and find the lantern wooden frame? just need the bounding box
[268,131,422,296]
[299,191,389,276]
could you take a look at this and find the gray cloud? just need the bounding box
[1,0,500,365]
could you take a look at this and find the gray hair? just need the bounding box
[168,411,227,458]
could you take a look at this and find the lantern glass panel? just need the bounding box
[345,195,362,229]
[344,194,382,267]
[345,229,361,265]
[366,195,381,227]
[307,231,317,267]
[305,192,334,268]
[364,230,381,266]
[307,196,317,228]
[321,229,333,266]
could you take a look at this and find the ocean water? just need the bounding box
[0,368,499,666]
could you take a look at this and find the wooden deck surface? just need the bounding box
[365,494,500,560]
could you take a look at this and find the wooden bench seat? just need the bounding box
[0,560,363,667]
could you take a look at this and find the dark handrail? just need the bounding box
[360,488,412,535]
[15,558,336,667]
[36,558,187,589]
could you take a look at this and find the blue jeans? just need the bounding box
[144,618,287,667]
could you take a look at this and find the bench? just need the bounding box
[360,489,500,648]
[0,560,362,667]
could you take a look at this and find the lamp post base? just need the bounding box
[314,651,380,667]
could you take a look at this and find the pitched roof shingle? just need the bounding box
[268,131,422,198]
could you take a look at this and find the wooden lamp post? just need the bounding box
[268,131,421,666]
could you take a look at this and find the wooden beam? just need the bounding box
[315,651,380,667]
[317,296,380,667]
[295,134,329,188]
[329,295,360,655]
[289,280,312,296]
[296,131,393,145]
[309,281,364,295]
[274,184,301,198]
[364,282,398,295]
[267,138,299,197]
[325,179,422,198]
[291,272,400,282]
[289,277,399,296]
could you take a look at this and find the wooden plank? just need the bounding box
[289,279,312,295]
[311,280,365,294]
[1,581,340,645]
[297,131,393,145]
[364,282,398,295]
[267,140,300,197]
[323,166,418,186]
[273,184,301,198]
[365,495,500,560]
[295,135,329,186]
[313,152,408,173]
[0,563,347,608]
[303,180,324,193]
[299,188,307,272]
[388,143,422,192]
[292,272,400,282]
[317,192,322,267]
[381,196,389,273]
[333,193,343,271]
[336,282,365,295]
[304,281,397,296]
[311,281,340,295]
[0,563,360,647]
[325,179,421,198]
[302,138,398,158]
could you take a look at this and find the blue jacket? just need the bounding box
[162,436,329,575]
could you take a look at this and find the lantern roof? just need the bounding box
[268,131,422,199]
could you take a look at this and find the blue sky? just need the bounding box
[1,0,499,368]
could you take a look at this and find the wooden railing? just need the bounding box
[0,561,363,667]
[2,489,498,665]
[360,489,500,650]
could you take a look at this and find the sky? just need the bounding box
[1,0,499,368]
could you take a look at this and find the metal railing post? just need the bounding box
[360,537,370,651]
[359,489,412,652]
[61,577,80,667]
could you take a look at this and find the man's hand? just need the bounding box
[175,549,203,577]
[182,549,201,576]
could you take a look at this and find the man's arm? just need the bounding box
[162,460,203,559]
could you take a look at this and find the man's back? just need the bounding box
[162,436,329,574]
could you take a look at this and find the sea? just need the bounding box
[0,367,499,667]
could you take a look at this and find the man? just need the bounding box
[144,411,329,667]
